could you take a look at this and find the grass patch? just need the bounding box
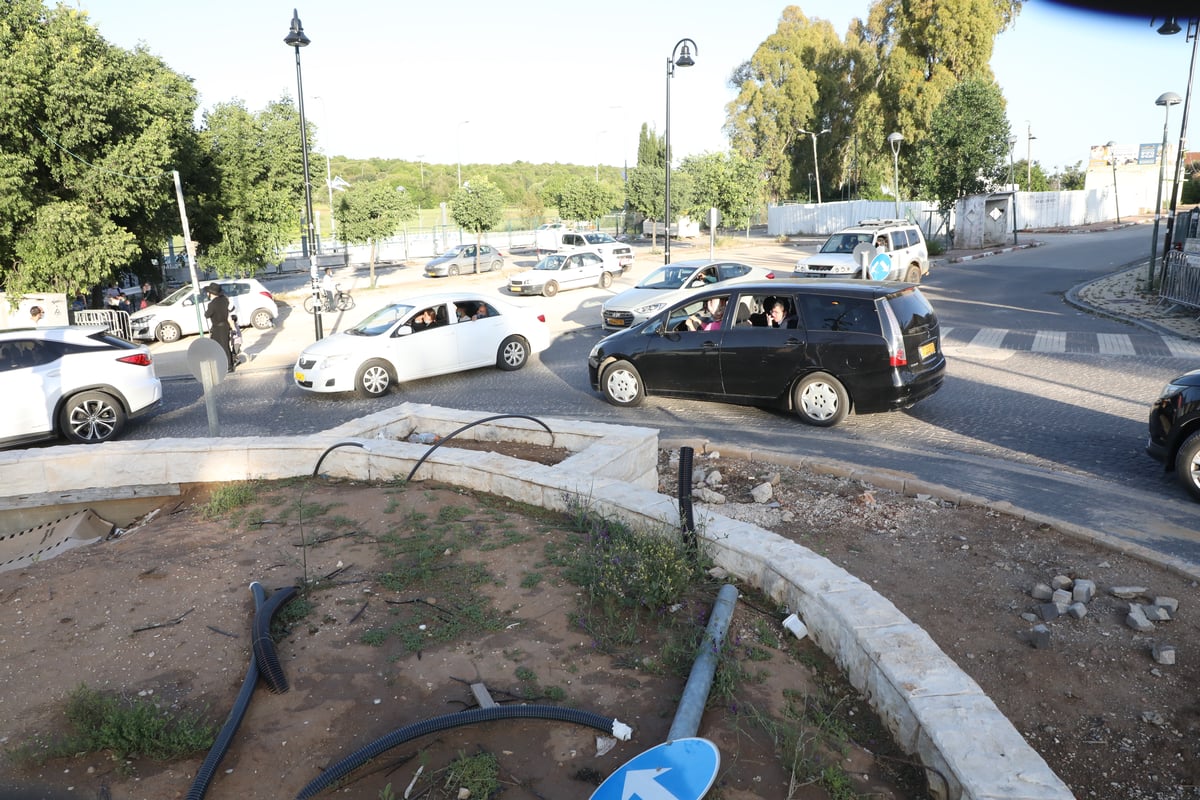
[199,481,259,519]
[442,751,501,798]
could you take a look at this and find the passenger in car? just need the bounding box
[766,300,797,329]
[411,309,437,331]
[686,296,727,331]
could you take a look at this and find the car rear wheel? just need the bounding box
[448,266,460,277]
[497,335,529,371]
[904,264,922,284]
[157,321,182,343]
[598,271,613,289]
[355,359,393,398]
[793,372,849,427]
[601,360,644,407]
[1175,430,1200,502]
[251,308,274,329]
[489,259,502,272]
[60,390,126,443]
[542,280,559,298]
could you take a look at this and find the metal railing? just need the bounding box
[1159,250,1200,312]
[72,309,133,341]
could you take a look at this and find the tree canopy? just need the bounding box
[336,179,416,287]
[913,79,1010,213]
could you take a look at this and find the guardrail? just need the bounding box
[71,309,132,341]
[1159,250,1200,312]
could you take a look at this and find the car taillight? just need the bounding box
[118,353,152,367]
[537,314,547,323]
[880,301,907,367]
[764,271,776,279]
[260,290,274,300]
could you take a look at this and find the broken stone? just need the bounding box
[1110,586,1149,599]
[1039,602,1063,621]
[766,471,781,486]
[1142,604,1172,622]
[1051,575,1073,590]
[1067,602,1088,619]
[693,487,726,504]
[1052,588,1073,606]
[1126,604,1154,632]
[704,469,723,487]
[1020,612,1038,623]
[1031,583,1054,601]
[1153,596,1179,614]
[1025,624,1051,649]
[1072,579,1096,604]
[750,482,773,503]
[707,566,729,580]
[1140,711,1166,726]
[1152,643,1176,666]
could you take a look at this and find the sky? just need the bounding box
[69,0,1198,177]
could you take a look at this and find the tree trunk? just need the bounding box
[369,239,378,289]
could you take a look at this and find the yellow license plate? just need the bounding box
[294,371,305,382]
[607,318,625,327]
[919,341,936,360]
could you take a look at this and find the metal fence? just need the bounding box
[1160,250,1200,312]
[72,309,133,341]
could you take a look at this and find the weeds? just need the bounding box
[442,751,500,798]
[199,481,259,519]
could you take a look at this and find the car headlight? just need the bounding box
[1159,381,1187,398]
[588,343,602,360]
[633,301,667,316]
[313,353,351,370]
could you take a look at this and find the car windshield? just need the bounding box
[819,233,873,254]
[157,285,197,306]
[438,246,465,258]
[348,304,414,336]
[636,265,697,290]
[586,233,614,244]
[535,255,568,271]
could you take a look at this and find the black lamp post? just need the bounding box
[285,8,321,340]
[664,38,696,265]
[1148,91,1182,289]
[1158,17,1198,263]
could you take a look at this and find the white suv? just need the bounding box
[130,278,278,343]
[795,219,930,283]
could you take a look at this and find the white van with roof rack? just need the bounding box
[795,218,929,283]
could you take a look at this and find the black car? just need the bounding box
[587,280,946,426]
[1146,367,1200,502]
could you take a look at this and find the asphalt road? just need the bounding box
[131,230,1200,574]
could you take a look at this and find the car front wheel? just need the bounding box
[1175,430,1200,502]
[448,266,460,277]
[793,372,849,427]
[355,359,393,398]
[542,280,559,298]
[251,308,274,329]
[601,360,644,407]
[157,321,182,343]
[60,390,126,443]
[497,335,529,371]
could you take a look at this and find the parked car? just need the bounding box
[1146,367,1200,501]
[293,293,550,398]
[601,259,776,331]
[795,219,929,283]
[129,279,278,343]
[0,326,162,447]
[424,244,505,277]
[508,251,622,297]
[588,280,946,427]
[557,231,634,271]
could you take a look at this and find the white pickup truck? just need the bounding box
[534,222,571,255]
[556,231,634,271]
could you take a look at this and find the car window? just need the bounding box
[580,252,602,267]
[796,295,879,334]
[536,255,567,271]
[220,283,244,297]
[885,289,937,332]
[349,304,412,336]
[717,263,752,280]
[636,265,693,290]
[1,338,60,370]
[820,233,870,254]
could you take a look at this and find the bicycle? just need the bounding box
[303,284,355,314]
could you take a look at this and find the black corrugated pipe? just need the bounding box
[678,446,696,552]
[252,585,298,694]
[294,705,630,799]
[405,414,554,482]
[186,581,287,800]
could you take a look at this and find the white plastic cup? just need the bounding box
[782,613,808,640]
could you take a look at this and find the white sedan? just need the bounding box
[508,250,622,297]
[293,293,550,398]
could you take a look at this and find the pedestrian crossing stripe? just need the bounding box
[939,327,1200,358]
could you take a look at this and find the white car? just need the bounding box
[293,293,551,398]
[794,219,930,283]
[508,251,623,297]
[600,259,776,330]
[0,326,162,447]
[129,279,279,343]
[556,231,634,271]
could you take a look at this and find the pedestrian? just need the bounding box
[29,305,44,326]
[140,282,159,309]
[321,268,335,312]
[204,283,236,373]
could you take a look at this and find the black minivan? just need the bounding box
[587,280,946,426]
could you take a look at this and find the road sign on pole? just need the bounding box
[590,738,719,800]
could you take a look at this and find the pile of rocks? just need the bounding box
[1020,575,1179,665]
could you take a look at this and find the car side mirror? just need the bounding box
[396,325,414,337]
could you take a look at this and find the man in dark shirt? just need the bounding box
[204,284,235,373]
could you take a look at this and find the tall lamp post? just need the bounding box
[664,37,696,265]
[1026,122,1037,189]
[1106,139,1121,224]
[1007,135,1019,244]
[798,127,831,203]
[284,8,321,341]
[1158,17,1198,261]
[1148,91,1182,289]
[886,132,903,218]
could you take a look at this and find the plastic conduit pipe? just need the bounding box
[678,446,696,550]
[252,585,298,694]
[294,705,631,799]
[666,583,740,742]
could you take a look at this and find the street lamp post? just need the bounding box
[886,132,903,218]
[1007,135,1018,244]
[284,8,321,341]
[1026,122,1037,189]
[1106,139,1121,224]
[1149,91,1183,289]
[1158,17,1198,261]
[664,37,696,265]
[457,120,470,188]
[798,128,831,203]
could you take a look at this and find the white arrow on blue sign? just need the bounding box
[868,252,893,281]
[589,738,720,800]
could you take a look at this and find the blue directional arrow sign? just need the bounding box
[590,738,720,800]
[868,252,893,281]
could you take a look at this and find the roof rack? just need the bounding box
[855,218,908,227]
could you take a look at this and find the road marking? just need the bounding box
[1032,330,1066,353]
[969,328,1007,349]
[1097,333,1135,355]
[1165,338,1200,358]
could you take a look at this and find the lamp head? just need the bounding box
[285,9,310,48]
[675,43,695,68]
[1157,17,1182,36]
[886,131,904,155]
[1156,91,1182,107]
[819,128,831,135]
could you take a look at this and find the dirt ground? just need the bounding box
[0,441,1197,800]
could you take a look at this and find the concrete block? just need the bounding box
[1067,602,1088,619]
[1126,604,1154,632]
[1152,643,1176,665]
[1072,579,1096,604]
[1051,588,1072,605]
[1153,596,1179,614]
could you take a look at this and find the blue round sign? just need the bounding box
[590,738,720,800]
[868,252,893,281]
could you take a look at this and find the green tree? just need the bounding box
[0,0,199,296]
[680,152,763,232]
[912,79,1009,213]
[336,180,415,288]
[554,177,621,225]
[448,178,504,268]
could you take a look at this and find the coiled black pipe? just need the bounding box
[251,585,298,694]
[185,583,266,800]
[405,414,554,482]
[678,446,696,551]
[295,705,625,799]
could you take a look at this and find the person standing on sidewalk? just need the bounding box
[204,283,236,374]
